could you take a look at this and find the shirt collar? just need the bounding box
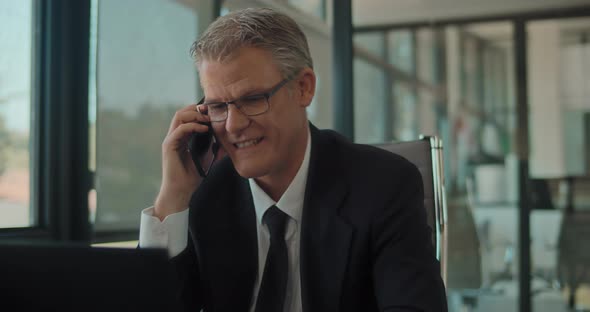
[249,127,311,225]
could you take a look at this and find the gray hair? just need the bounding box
[190,8,313,79]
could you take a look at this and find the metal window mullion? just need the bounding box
[382,32,394,141]
[514,19,531,312]
[38,0,92,243]
[332,0,353,139]
[433,28,447,127]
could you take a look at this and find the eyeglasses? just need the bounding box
[197,78,291,122]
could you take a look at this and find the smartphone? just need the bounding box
[188,122,218,177]
[188,123,213,158]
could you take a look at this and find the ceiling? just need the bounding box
[463,17,590,44]
[352,0,590,26]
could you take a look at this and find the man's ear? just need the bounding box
[295,67,316,108]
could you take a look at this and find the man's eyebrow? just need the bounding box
[239,87,268,97]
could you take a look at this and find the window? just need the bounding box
[353,22,522,310]
[92,0,201,232]
[0,0,34,228]
[388,30,418,141]
[353,57,387,144]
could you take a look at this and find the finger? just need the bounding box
[196,104,208,115]
[168,109,211,134]
[164,122,209,151]
[180,102,201,112]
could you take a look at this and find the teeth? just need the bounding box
[235,138,260,148]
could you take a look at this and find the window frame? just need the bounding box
[0,0,92,243]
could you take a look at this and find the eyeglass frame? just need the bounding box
[196,77,292,122]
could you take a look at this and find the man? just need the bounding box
[139,7,447,312]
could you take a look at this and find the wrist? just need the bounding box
[154,191,191,221]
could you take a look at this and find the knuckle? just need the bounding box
[173,110,185,121]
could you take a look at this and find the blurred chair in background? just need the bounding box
[558,210,590,310]
[375,136,449,283]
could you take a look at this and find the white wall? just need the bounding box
[528,21,588,177]
[528,21,566,178]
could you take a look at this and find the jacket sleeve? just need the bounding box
[169,235,205,311]
[371,162,448,312]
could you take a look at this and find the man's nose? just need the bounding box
[225,104,251,134]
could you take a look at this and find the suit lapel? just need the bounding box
[300,126,353,312]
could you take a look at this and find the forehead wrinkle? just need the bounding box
[199,47,282,102]
[203,75,251,103]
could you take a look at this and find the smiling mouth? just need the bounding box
[234,137,263,149]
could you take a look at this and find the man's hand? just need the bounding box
[154,104,222,221]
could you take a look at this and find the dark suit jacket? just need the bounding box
[171,125,448,312]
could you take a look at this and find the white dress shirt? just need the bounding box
[139,130,311,312]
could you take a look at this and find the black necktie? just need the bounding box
[255,205,289,312]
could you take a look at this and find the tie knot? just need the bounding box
[263,206,288,240]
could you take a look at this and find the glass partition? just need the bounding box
[353,21,521,311]
[527,17,590,311]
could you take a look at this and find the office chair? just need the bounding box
[557,210,590,309]
[374,135,448,284]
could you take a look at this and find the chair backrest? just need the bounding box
[557,211,590,289]
[374,136,448,284]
